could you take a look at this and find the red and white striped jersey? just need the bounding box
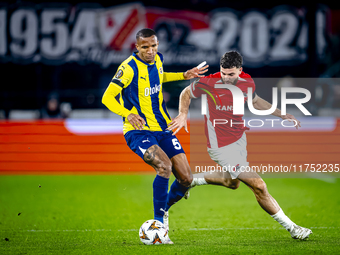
[190,71,256,148]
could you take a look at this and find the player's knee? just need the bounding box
[162,162,173,176]
[178,173,193,187]
[223,179,240,190]
[155,161,172,178]
[253,180,268,196]
[227,181,240,190]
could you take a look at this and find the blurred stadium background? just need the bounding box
[0,0,340,173]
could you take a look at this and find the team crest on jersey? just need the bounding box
[115,69,124,79]
[159,67,163,74]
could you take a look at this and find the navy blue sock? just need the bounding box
[165,179,189,211]
[153,175,169,223]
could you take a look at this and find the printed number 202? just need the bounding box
[172,138,182,150]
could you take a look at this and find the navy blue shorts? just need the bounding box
[124,130,185,160]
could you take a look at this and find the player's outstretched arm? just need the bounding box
[252,94,301,129]
[163,62,208,83]
[167,86,192,135]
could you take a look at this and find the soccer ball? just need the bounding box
[139,219,169,245]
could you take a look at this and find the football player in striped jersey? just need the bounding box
[102,28,208,244]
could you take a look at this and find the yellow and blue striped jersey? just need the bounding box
[107,52,185,134]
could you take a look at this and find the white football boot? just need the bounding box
[160,208,169,231]
[163,234,174,245]
[160,209,173,244]
[289,224,312,240]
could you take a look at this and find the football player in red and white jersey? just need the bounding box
[167,51,312,240]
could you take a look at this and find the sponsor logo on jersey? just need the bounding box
[216,105,233,111]
[144,84,161,96]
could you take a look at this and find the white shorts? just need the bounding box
[207,133,248,179]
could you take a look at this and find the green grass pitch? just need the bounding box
[1,174,339,254]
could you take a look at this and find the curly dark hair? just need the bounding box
[220,51,243,69]
[136,28,157,40]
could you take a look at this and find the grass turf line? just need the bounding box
[0,175,339,254]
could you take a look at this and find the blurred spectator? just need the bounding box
[60,102,72,118]
[41,93,61,119]
[40,93,72,119]
[41,92,72,119]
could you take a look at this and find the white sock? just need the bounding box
[271,209,295,231]
[191,173,208,187]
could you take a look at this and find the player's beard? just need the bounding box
[222,77,239,85]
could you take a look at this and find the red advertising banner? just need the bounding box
[0,118,339,174]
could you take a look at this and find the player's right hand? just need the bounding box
[167,113,188,135]
[281,113,301,130]
[127,113,146,130]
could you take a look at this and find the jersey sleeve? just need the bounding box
[251,81,256,99]
[189,75,216,99]
[102,84,132,117]
[102,64,134,117]
[163,72,185,83]
[240,72,256,100]
[189,79,203,98]
[156,51,185,83]
[110,64,134,89]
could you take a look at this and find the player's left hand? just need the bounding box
[167,113,188,135]
[183,65,209,80]
[281,113,301,130]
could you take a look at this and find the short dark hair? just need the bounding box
[220,51,243,69]
[136,28,157,40]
